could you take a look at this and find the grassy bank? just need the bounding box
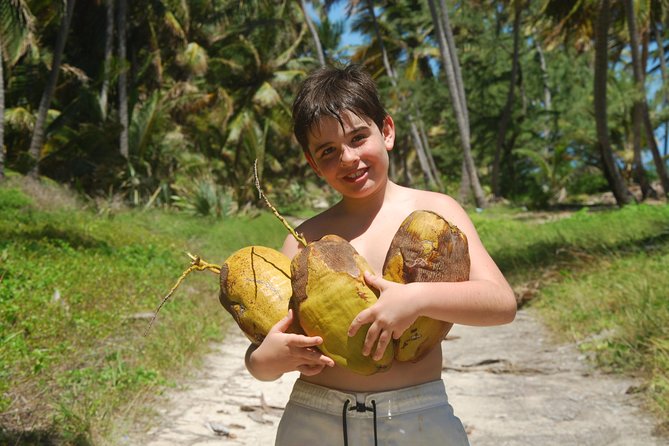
[0,180,287,444]
[473,204,669,424]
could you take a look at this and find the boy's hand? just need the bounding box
[348,272,419,361]
[251,309,335,378]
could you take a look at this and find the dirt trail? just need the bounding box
[123,309,664,445]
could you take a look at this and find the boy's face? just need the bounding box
[305,110,395,199]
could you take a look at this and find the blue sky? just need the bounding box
[305,2,365,49]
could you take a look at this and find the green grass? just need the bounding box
[0,184,288,444]
[474,203,669,422]
[534,247,669,418]
[2,178,668,442]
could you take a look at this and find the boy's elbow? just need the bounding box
[500,290,517,324]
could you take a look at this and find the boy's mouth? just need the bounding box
[343,168,368,182]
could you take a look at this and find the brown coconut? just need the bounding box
[383,210,470,362]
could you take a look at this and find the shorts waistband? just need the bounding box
[288,379,449,417]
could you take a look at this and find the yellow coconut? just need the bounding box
[219,246,293,344]
[290,235,394,375]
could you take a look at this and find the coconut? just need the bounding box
[290,235,394,375]
[219,246,292,344]
[383,210,470,362]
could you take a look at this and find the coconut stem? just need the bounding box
[253,160,308,247]
[145,253,221,335]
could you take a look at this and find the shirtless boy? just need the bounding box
[245,64,517,445]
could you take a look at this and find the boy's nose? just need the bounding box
[340,146,360,165]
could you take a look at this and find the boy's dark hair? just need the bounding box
[292,64,387,152]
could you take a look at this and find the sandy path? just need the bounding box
[123,309,664,445]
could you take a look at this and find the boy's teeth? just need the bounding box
[347,170,364,179]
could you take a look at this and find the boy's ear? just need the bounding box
[304,150,322,177]
[382,115,396,151]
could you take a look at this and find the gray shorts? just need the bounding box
[275,379,470,446]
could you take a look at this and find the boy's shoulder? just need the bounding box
[397,185,467,220]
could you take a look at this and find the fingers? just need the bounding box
[363,271,384,290]
[348,309,372,337]
[373,329,392,361]
[297,364,326,376]
[361,321,392,360]
[288,333,323,348]
[270,309,294,334]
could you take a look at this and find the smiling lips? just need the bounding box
[343,168,368,181]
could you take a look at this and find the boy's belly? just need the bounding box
[300,345,443,392]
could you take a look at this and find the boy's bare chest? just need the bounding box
[324,215,404,274]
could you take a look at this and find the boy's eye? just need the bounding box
[352,134,366,144]
[321,147,335,157]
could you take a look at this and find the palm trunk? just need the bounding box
[99,0,114,118]
[642,102,669,197]
[594,0,634,206]
[299,0,325,67]
[365,0,438,189]
[27,0,76,178]
[653,23,669,158]
[0,45,5,181]
[438,0,468,128]
[624,0,655,199]
[428,0,486,206]
[118,0,129,158]
[459,160,471,204]
[492,0,522,198]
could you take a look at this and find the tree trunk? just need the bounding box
[365,0,439,189]
[594,0,634,206]
[418,118,443,190]
[429,0,486,206]
[459,160,471,204]
[0,43,5,181]
[624,0,655,199]
[299,0,325,67]
[641,102,669,197]
[653,23,669,158]
[99,0,114,118]
[27,0,76,178]
[438,0,467,128]
[118,0,129,158]
[638,22,668,197]
[492,0,522,199]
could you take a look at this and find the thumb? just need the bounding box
[270,309,294,334]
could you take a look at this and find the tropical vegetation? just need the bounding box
[1,0,669,443]
[0,0,667,209]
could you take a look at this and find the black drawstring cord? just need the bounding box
[342,399,378,446]
[342,399,350,446]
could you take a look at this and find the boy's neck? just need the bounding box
[338,179,399,218]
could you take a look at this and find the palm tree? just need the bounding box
[491,0,523,199]
[117,0,128,158]
[626,0,669,198]
[0,0,36,180]
[27,0,76,178]
[594,0,635,205]
[625,0,656,199]
[652,21,668,158]
[428,0,486,206]
[299,0,326,66]
[99,0,113,119]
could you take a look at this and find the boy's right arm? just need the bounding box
[245,309,335,381]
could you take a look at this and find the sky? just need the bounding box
[305,2,365,50]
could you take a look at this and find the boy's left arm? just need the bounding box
[349,197,517,361]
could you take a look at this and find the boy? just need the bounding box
[245,64,517,445]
